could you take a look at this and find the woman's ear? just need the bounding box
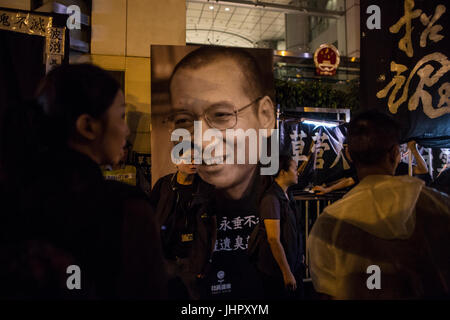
[75,114,102,141]
[257,96,276,130]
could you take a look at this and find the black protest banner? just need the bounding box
[360,0,450,147]
[280,121,350,187]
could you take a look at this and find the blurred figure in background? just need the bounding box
[253,155,304,300]
[103,141,137,186]
[395,140,431,185]
[150,148,217,300]
[308,111,450,299]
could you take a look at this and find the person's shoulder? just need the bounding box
[417,186,450,214]
[159,173,175,182]
[415,187,450,227]
[260,185,281,206]
[261,191,278,202]
[259,174,274,192]
[154,173,175,187]
[104,180,157,220]
[261,181,276,195]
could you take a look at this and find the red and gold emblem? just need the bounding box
[314,44,340,76]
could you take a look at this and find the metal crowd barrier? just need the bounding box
[293,191,347,281]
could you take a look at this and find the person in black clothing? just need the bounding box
[149,150,217,300]
[0,64,167,299]
[256,155,304,300]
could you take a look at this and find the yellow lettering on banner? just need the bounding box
[408,53,450,118]
[377,53,450,119]
[419,5,446,48]
[376,62,409,114]
[389,0,422,57]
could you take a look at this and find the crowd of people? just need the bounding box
[0,47,449,300]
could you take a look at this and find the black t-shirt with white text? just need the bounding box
[204,174,271,300]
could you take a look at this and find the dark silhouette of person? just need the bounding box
[0,64,167,299]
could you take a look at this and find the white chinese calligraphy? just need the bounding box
[231,217,244,230]
[329,134,350,170]
[243,215,258,228]
[214,235,251,252]
[233,236,246,250]
[290,128,308,166]
[219,217,232,231]
[215,215,259,252]
[312,132,330,169]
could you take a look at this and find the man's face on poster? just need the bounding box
[170,57,274,194]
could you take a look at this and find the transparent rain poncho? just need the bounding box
[308,175,450,299]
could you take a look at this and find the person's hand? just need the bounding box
[283,271,297,291]
[407,140,417,150]
[312,185,329,195]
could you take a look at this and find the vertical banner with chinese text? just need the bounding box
[360,0,450,147]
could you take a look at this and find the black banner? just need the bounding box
[280,120,449,184]
[280,121,350,187]
[360,0,450,147]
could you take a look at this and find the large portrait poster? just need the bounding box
[360,0,450,147]
[150,45,275,299]
[151,45,275,184]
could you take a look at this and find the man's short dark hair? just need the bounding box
[347,110,401,166]
[169,46,265,102]
[276,154,294,178]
